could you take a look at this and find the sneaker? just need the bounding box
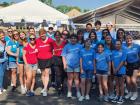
[21,87,26,94]
[109,94,115,100]
[0,90,2,95]
[79,96,85,101]
[41,88,45,94]
[125,92,132,99]
[117,96,124,104]
[112,96,119,103]
[11,86,16,92]
[2,89,6,92]
[85,95,90,100]
[42,91,47,97]
[104,96,109,102]
[130,92,138,101]
[26,91,34,97]
[76,91,81,98]
[67,91,72,98]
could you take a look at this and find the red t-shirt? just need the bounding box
[53,41,66,56]
[36,37,54,59]
[24,44,38,64]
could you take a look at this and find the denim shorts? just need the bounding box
[26,64,38,71]
[8,62,17,69]
[80,70,93,79]
[96,70,108,76]
[66,66,80,73]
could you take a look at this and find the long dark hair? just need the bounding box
[89,31,97,41]
[102,29,110,40]
[105,35,115,50]
[116,28,125,41]
[77,29,84,44]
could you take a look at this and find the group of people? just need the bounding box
[0,20,140,104]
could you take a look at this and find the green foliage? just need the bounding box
[56,5,81,13]
[40,0,52,6]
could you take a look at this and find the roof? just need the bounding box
[72,0,140,24]
[0,0,69,24]
[66,9,81,18]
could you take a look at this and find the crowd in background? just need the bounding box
[0,20,140,104]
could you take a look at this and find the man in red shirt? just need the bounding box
[36,28,54,96]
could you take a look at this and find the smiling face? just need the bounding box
[98,44,104,53]
[90,32,96,40]
[105,35,112,44]
[0,32,5,41]
[13,31,19,41]
[85,39,91,48]
[20,32,26,40]
[118,30,124,40]
[7,28,13,38]
[126,35,133,45]
[70,36,77,44]
[115,40,122,50]
[29,35,36,45]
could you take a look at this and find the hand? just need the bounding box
[14,53,18,57]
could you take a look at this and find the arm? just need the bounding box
[23,49,28,65]
[62,56,67,70]
[111,61,115,74]
[5,46,17,57]
[80,58,84,73]
[94,59,96,74]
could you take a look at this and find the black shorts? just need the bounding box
[38,58,52,70]
[126,62,139,77]
[52,56,63,66]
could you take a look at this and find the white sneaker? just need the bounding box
[130,92,138,101]
[21,87,26,94]
[41,88,45,94]
[0,90,2,95]
[42,91,47,97]
[79,96,85,101]
[85,95,90,100]
[67,92,72,98]
[76,91,81,98]
[125,92,132,99]
[2,89,6,92]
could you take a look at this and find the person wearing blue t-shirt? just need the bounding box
[89,31,98,50]
[104,35,116,99]
[62,35,82,98]
[5,28,13,46]
[17,31,28,95]
[78,39,95,101]
[95,20,102,41]
[6,30,19,92]
[124,35,140,101]
[0,30,8,94]
[94,43,111,102]
[106,22,116,40]
[46,25,55,40]
[111,40,127,103]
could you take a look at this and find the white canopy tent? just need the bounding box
[0,0,69,24]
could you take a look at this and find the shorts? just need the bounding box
[26,64,38,71]
[52,56,63,66]
[8,62,17,69]
[66,66,80,73]
[115,74,125,77]
[126,62,139,77]
[38,59,52,70]
[127,62,139,71]
[80,70,93,79]
[96,70,108,76]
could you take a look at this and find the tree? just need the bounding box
[56,5,81,14]
[0,2,10,7]
[40,0,53,6]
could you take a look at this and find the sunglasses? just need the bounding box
[29,38,36,41]
[8,31,12,33]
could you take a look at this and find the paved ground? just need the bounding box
[1,74,140,105]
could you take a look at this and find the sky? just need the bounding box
[0,0,117,9]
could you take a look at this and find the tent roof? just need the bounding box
[72,0,140,24]
[0,0,69,24]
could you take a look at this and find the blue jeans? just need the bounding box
[0,62,7,88]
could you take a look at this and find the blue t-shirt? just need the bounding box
[0,44,7,63]
[7,40,19,62]
[5,36,11,46]
[80,48,95,71]
[110,31,116,40]
[112,49,126,75]
[18,44,24,63]
[95,51,111,71]
[124,43,140,63]
[91,40,98,49]
[95,30,102,41]
[61,43,82,68]
[46,32,55,40]
[83,32,90,40]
